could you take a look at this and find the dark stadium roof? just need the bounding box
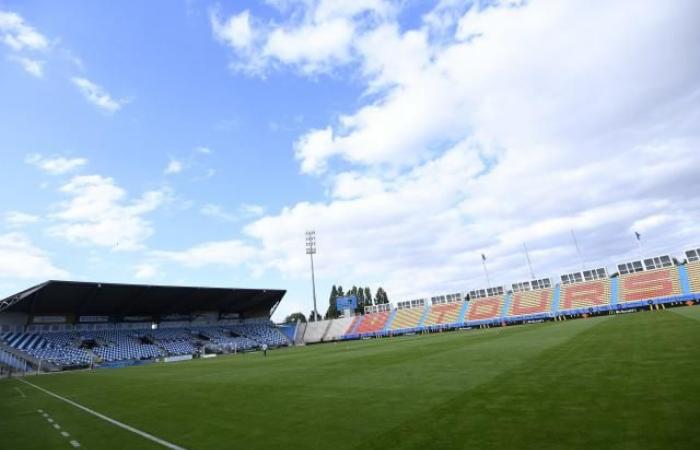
[0,280,285,318]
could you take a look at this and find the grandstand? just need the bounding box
[0,280,289,372]
[337,248,700,341]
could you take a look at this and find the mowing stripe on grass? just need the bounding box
[18,378,189,450]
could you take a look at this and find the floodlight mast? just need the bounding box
[305,230,319,322]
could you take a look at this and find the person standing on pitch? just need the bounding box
[262,343,268,357]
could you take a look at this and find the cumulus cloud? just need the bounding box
[0,10,49,52]
[9,55,44,77]
[164,160,184,175]
[211,0,395,75]
[48,175,170,251]
[4,211,40,228]
[232,0,700,305]
[71,77,128,113]
[0,232,67,279]
[133,263,160,280]
[25,154,87,175]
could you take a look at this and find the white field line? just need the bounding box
[19,378,188,450]
[61,431,70,438]
[70,440,81,448]
[14,387,26,398]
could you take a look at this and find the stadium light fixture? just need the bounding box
[305,230,319,321]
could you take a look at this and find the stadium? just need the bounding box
[2,1,700,449]
[2,247,700,448]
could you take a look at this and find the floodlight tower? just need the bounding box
[305,230,319,321]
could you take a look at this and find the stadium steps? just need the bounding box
[383,308,398,331]
[687,261,700,294]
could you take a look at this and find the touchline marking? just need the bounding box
[61,432,70,438]
[54,424,61,430]
[14,387,26,398]
[18,378,188,450]
[69,440,81,448]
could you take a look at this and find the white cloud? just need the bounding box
[4,211,40,227]
[71,77,127,113]
[25,154,87,175]
[211,1,395,75]
[9,55,44,77]
[195,146,212,155]
[151,240,257,268]
[200,203,266,222]
[164,160,184,175]
[200,203,238,222]
[211,10,254,50]
[0,232,67,279]
[133,263,159,280]
[0,10,49,52]
[238,0,700,306]
[240,203,265,217]
[48,175,170,251]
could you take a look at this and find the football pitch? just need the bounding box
[2,308,699,450]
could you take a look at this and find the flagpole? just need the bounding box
[523,243,536,279]
[481,254,491,288]
[571,229,586,270]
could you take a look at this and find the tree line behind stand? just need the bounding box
[282,285,390,323]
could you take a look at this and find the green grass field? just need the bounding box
[2,307,700,450]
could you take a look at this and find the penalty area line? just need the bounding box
[17,378,188,450]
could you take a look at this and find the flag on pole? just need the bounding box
[635,231,641,241]
[481,253,487,261]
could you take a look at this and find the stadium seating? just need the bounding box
[0,321,289,369]
[303,320,329,343]
[355,311,391,334]
[389,307,424,330]
[323,317,355,341]
[467,295,506,322]
[617,268,681,303]
[558,279,611,311]
[1,347,26,372]
[687,261,700,293]
[345,315,362,335]
[423,303,462,326]
[508,289,553,317]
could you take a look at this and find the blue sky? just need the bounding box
[1,0,699,321]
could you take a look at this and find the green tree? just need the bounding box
[325,285,339,319]
[309,310,322,321]
[356,287,365,311]
[284,312,307,324]
[337,285,345,297]
[375,287,389,304]
[364,286,372,305]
